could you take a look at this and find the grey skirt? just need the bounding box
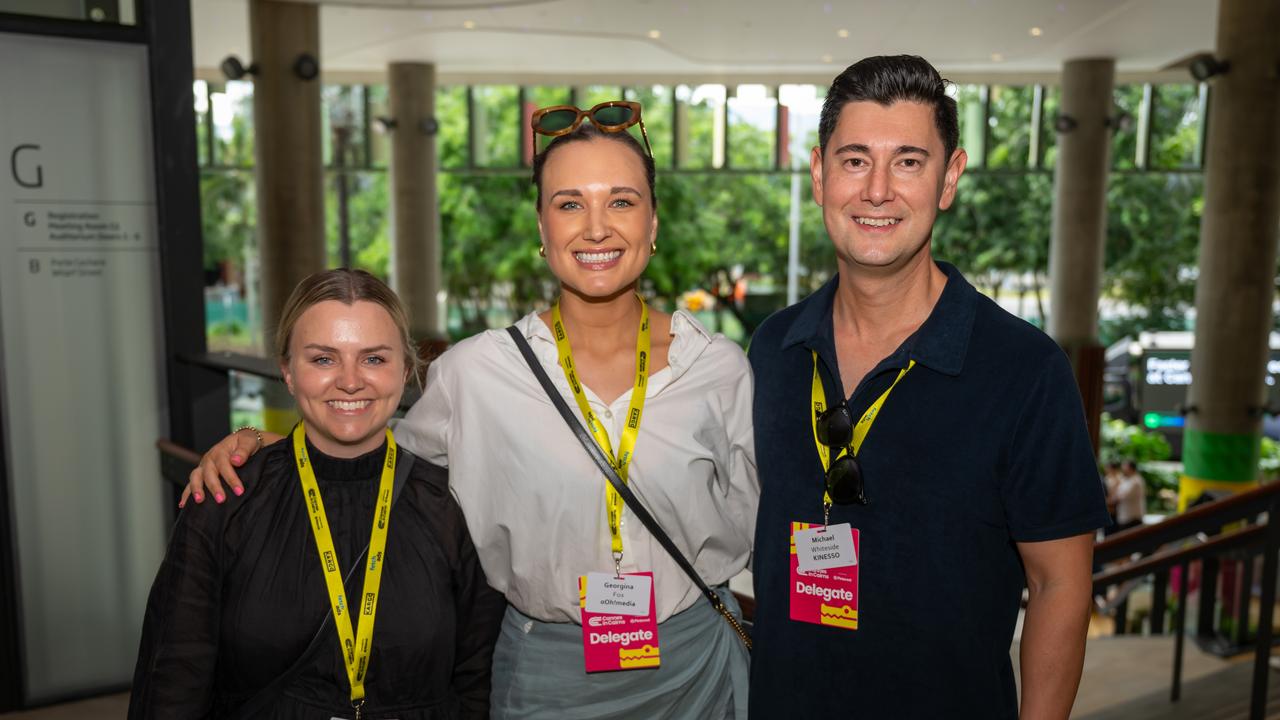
[491,586,749,719]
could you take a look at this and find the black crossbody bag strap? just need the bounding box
[506,326,751,652]
[234,450,416,719]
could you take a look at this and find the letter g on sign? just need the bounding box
[11,144,43,189]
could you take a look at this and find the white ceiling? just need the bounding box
[191,0,1218,85]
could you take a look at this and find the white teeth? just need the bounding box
[855,217,900,227]
[574,250,622,263]
[329,400,371,411]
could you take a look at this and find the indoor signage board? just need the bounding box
[0,31,167,702]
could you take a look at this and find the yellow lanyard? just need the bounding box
[292,422,396,712]
[811,351,914,507]
[552,294,650,571]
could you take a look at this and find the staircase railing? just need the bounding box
[1092,481,1280,719]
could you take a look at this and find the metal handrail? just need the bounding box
[1090,487,1280,719]
[1095,479,1280,564]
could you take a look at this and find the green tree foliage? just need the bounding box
[197,80,1217,348]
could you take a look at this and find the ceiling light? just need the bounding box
[462,19,476,29]
[647,29,661,39]
[822,54,833,63]
[990,52,1004,62]
[837,29,849,38]
[1029,27,1042,37]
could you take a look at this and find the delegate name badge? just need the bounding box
[578,571,660,672]
[789,521,860,630]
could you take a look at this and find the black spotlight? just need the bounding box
[293,53,320,81]
[1188,53,1230,82]
[1053,114,1078,133]
[219,55,258,80]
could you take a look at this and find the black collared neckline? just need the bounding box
[781,261,977,388]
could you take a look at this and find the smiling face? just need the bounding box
[811,100,967,275]
[537,137,658,301]
[281,299,407,458]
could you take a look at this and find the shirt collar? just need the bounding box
[781,260,976,377]
[516,307,712,386]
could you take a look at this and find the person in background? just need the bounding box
[183,105,758,718]
[1110,460,1147,532]
[132,269,504,719]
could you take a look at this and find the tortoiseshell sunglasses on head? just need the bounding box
[530,100,653,157]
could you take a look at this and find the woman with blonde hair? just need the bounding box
[133,269,504,719]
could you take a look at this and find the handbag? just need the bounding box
[233,446,417,719]
[506,326,752,652]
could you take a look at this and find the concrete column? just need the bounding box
[250,0,325,343]
[388,62,444,340]
[249,0,324,433]
[1181,0,1280,509]
[1047,58,1115,451]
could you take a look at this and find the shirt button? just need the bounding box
[604,410,613,419]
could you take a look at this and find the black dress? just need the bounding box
[129,437,505,719]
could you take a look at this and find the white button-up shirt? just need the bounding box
[394,310,758,623]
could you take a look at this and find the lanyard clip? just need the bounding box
[351,698,365,720]
[613,551,624,579]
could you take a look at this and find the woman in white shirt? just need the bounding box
[185,104,757,719]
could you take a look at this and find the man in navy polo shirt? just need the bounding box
[748,55,1110,718]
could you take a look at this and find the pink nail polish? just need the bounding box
[215,493,226,503]
[233,486,244,496]
[194,492,203,503]
[231,455,243,464]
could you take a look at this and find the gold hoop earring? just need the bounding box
[650,241,657,255]
[539,244,546,258]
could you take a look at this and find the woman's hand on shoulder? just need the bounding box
[179,428,281,507]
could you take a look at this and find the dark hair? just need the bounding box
[818,55,959,162]
[531,123,657,210]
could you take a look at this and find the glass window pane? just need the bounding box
[955,84,986,169]
[626,85,673,169]
[210,81,255,168]
[368,84,390,169]
[323,85,367,169]
[986,85,1033,170]
[473,85,519,168]
[1111,84,1145,170]
[201,169,259,353]
[326,171,390,276]
[193,80,211,168]
[579,85,626,108]
[1041,85,1061,170]
[676,84,725,169]
[1150,83,1203,170]
[778,84,823,171]
[439,175,542,338]
[437,86,468,170]
[728,85,777,170]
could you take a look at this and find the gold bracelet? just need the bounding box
[233,425,264,451]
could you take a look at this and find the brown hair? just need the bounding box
[531,122,657,211]
[275,268,423,386]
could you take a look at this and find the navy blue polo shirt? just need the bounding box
[747,262,1109,719]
